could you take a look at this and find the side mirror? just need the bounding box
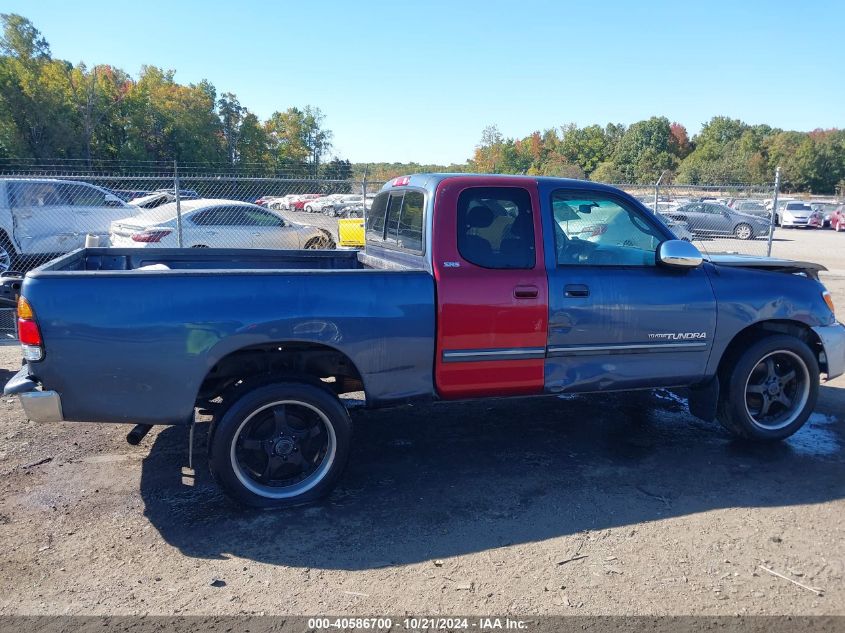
[656,239,703,269]
[104,193,123,207]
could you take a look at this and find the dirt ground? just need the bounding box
[0,241,842,617]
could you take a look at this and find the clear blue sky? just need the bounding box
[5,0,843,164]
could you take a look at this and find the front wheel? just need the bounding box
[734,223,753,240]
[208,382,352,508]
[717,334,818,441]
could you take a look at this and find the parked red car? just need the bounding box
[291,193,324,211]
[831,205,845,232]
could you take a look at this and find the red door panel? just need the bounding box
[432,177,548,399]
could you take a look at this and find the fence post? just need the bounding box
[174,160,183,248]
[766,166,781,257]
[361,167,368,230]
[653,170,667,214]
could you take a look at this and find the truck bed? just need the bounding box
[21,248,436,425]
[33,247,368,274]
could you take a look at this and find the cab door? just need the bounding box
[432,177,548,399]
[541,184,717,393]
[8,181,75,255]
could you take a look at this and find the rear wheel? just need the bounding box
[734,223,753,240]
[717,334,818,441]
[208,382,352,508]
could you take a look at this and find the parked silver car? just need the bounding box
[662,202,771,240]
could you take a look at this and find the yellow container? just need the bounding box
[337,218,365,248]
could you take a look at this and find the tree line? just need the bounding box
[2,14,842,193]
[467,117,845,193]
[0,14,351,179]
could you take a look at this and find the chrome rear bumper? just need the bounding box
[4,366,64,423]
[813,323,845,380]
[20,390,64,423]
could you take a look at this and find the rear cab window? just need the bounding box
[366,189,425,254]
[456,187,535,269]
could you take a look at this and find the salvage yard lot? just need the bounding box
[0,232,842,616]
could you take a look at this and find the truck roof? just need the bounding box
[379,173,625,195]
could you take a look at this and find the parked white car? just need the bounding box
[109,199,335,249]
[304,194,348,214]
[313,194,375,217]
[777,201,822,228]
[268,194,302,210]
[0,178,135,272]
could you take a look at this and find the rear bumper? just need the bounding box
[813,323,845,380]
[4,366,64,423]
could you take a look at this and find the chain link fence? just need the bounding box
[0,161,389,278]
[608,180,781,258]
[0,162,834,274]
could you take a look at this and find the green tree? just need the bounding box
[0,13,49,60]
[218,92,244,165]
[611,116,676,183]
[590,161,626,183]
[265,106,332,176]
[236,112,271,168]
[473,124,505,172]
[0,14,78,158]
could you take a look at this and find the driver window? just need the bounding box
[552,191,662,266]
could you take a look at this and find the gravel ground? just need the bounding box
[0,227,842,617]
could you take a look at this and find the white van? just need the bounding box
[0,178,136,272]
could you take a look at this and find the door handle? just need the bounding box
[564,284,590,298]
[513,285,539,299]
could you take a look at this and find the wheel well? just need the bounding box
[195,342,365,411]
[717,320,826,378]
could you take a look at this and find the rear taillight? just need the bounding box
[17,296,43,361]
[131,229,172,243]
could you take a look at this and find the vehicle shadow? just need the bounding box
[140,388,844,570]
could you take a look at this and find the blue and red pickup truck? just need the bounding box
[6,174,844,508]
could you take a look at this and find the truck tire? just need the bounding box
[716,334,818,441]
[208,382,352,508]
